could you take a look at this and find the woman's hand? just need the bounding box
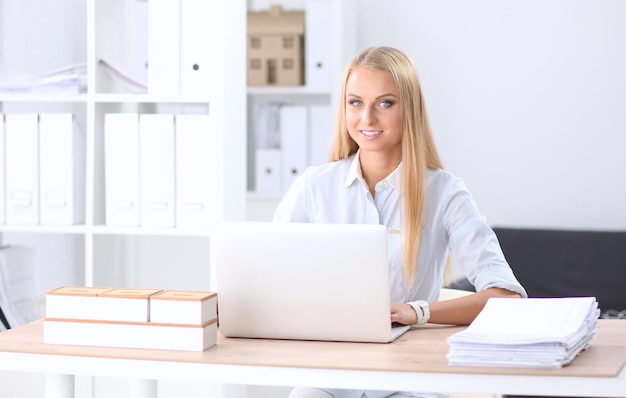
[390,303,418,325]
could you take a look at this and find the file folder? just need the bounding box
[305,0,331,90]
[148,0,181,94]
[255,148,282,195]
[180,0,212,96]
[279,105,308,192]
[0,115,4,224]
[4,113,39,225]
[139,113,175,227]
[175,114,214,228]
[308,104,333,166]
[104,113,140,226]
[39,113,85,225]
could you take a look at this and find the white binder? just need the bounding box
[39,113,85,225]
[308,104,333,166]
[279,105,308,192]
[148,0,181,94]
[255,148,282,195]
[139,113,175,227]
[104,113,140,226]
[4,113,39,225]
[305,0,331,90]
[180,0,212,96]
[0,115,5,224]
[175,114,214,228]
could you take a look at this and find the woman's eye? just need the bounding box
[349,100,363,107]
[379,100,393,108]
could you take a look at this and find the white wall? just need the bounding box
[356,0,626,230]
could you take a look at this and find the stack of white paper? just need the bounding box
[447,297,600,368]
[0,63,87,95]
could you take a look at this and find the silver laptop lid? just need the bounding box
[213,221,404,343]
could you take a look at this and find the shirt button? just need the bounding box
[377,206,382,212]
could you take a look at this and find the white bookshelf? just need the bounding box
[245,0,357,221]
[0,1,349,396]
[0,0,247,295]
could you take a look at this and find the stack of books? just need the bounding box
[44,286,217,351]
[447,297,600,368]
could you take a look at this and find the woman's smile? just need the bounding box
[360,129,382,138]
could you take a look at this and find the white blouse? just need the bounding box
[274,152,527,305]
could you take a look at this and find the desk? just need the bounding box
[0,319,624,398]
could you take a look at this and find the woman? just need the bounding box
[274,46,527,398]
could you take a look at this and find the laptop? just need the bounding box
[212,221,410,343]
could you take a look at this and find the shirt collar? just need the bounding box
[344,150,402,191]
[344,152,362,189]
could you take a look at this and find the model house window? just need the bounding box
[251,59,261,70]
[283,59,294,69]
[250,37,261,48]
[283,37,293,48]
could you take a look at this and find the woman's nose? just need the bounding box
[361,106,377,124]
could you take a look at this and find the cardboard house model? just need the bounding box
[247,5,305,86]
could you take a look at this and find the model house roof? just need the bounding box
[248,5,304,35]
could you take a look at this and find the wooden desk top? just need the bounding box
[0,319,624,378]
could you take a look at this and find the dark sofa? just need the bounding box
[449,227,626,317]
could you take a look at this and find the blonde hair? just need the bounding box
[329,46,444,284]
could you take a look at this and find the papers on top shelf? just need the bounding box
[0,63,87,95]
[447,297,600,368]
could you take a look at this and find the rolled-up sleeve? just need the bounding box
[444,178,528,298]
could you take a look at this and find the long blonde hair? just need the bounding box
[329,46,444,284]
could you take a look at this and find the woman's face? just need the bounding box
[345,67,403,163]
